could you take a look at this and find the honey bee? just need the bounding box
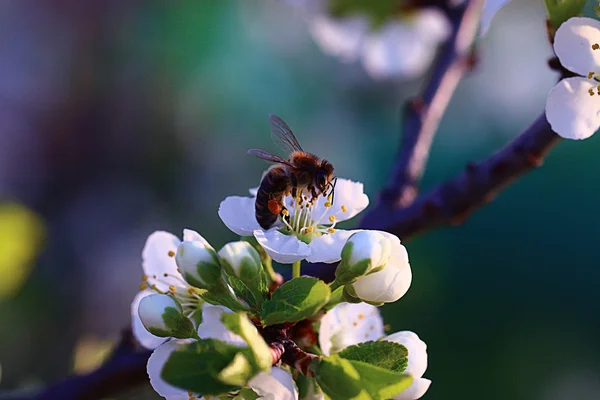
[248,115,336,229]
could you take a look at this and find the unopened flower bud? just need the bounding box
[335,231,392,285]
[176,240,222,290]
[138,294,197,339]
[219,241,262,280]
[347,232,412,304]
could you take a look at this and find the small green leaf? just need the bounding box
[316,354,413,400]
[261,277,331,325]
[161,338,255,395]
[338,341,408,373]
[296,374,325,400]
[228,271,268,310]
[221,313,271,371]
[238,388,261,400]
[545,0,586,31]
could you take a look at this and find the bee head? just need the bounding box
[316,160,334,193]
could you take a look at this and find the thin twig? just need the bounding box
[376,0,483,209]
[361,114,560,237]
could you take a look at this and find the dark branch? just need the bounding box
[361,114,560,237]
[378,0,483,209]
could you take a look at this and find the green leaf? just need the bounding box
[338,341,408,373]
[296,374,325,400]
[316,354,413,400]
[238,388,261,400]
[261,277,331,326]
[228,271,268,310]
[161,338,256,395]
[221,312,272,371]
[545,0,586,31]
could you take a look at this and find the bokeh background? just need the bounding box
[0,0,599,399]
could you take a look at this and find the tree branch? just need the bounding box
[377,0,484,209]
[361,113,560,237]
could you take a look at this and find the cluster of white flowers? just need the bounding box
[130,170,428,399]
[287,0,511,80]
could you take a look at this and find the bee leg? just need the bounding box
[290,174,298,199]
[310,185,317,201]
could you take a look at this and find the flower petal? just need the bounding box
[361,9,450,79]
[319,302,384,356]
[142,231,184,291]
[131,290,167,350]
[308,14,369,62]
[248,367,298,400]
[392,378,431,400]
[219,196,262,236]
[312,178,369,223]
[306,229,356,263]
[385,331,428,379]
[546,77,600,140]
[197,304,246,347]
[480,0,510,35]
[554,17,600,77]
[147,340,195,400]
[253,228,310,264]
[182,229,210,247]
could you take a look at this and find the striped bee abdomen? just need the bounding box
[255,165,290,229]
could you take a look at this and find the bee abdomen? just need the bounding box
[255,167,289,229]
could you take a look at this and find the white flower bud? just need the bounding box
[176,240,222,290]
[138,294,196,339]
[335,231,392,285]
[349,234,412,304]
[218,241,262,279]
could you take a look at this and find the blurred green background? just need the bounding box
[0,0,599,399]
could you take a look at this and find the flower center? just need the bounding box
[587,44,600,96]
[278,189,347,242]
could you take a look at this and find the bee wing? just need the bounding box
[269,114,304,154]
[248,148,294,166]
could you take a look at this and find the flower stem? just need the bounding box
[262,255,278,283]
[292,260,301,279]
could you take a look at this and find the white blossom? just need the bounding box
[546,17,600,140]
[219,178,368,264]
[319,303,430,400]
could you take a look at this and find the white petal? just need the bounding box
[182,229,211,246]
[352,259,412,303]
[306,229,356,263]
[248,367,298,400]
[142,231,185,291]
[480,0,510,35]
[219,196,262,237]
[313,178,369,223]
[554,17,600,77]
[131,290,167,350]
[308,14,369,62]
[197,304,246,347]
[546,77,600,140]
[248,187,259,196]
[147,340,194,400]
[253,228,310,264]
[319,302,384,356]
[392,378,431,400]
[361,10,450,79]
[385,331,428,379]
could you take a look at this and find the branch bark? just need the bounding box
[377,0,483,209]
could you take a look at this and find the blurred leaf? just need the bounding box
[261,277,330,326]
[545,0,586,32]
[72,336,114,374]
[0,203,44,299]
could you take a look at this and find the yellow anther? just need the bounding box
[384,324,392,332]
[168,250,175,257]
[282,209,290,216]
[593,43,600,50]
[169,285,177,292]
[139,283,148,290]
[329,215,336,223]
[285,191,291,196]
[142,275,148,281]
[358,313,365,320]
[589,72,595,79]
[341,205,347,212]
[327,227,335,234]
[324,202,332,208]
[306,226,314,233]
[590,88,595,96]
